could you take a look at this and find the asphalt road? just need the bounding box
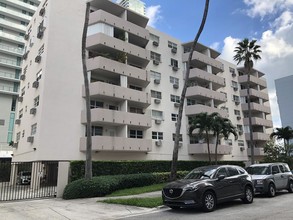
[120,192,293,220]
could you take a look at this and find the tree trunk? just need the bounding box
[247,70,255,165]
[206,130,211,163]
[82,2,92,180]
[170,0,210,181]
[215,134,219,164]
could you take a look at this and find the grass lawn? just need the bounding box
[101,197,163,208]
[106,183,166,197]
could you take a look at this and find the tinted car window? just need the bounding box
[283,164,290,172]
[227,167,239,176]
[272,165,280,174]
[279,165,285,173]
[238,167,246,174]
[247,166,271,175]
[215,168,228,178]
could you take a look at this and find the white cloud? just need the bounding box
[209,42,220,51]
[146,5,162,28]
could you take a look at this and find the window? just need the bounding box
[226,139,232,146]
[90,100,103,109]
[129,84,142,91]
[152,110,163,120]
[231,80,238,89]
[272,166,280,174]
[109,105,118,110]
[168,41,177,49]
[237,124,243,131]
[171,58,178,68]
[187,99,197,106]
[16,132,21,142]
[172,133,183,141]
[151,90,161,99]
[234,110,241,116]
[34,96,39,107]
[171,113,178,121]
[227,167,239,176]
[150,70,161,80]
[92,126,103,136]
[129,129,143,139]
[31,123,37,135]
[19,109,23,119]
[279,165,285,173]
[150,51,161,62]
[0,119,4,126]
[150,33,159,44]
[220,91,227,98]
[0,3,7,7]
[21,87,25,96]
[229,67,236,75]
[129,107,143,114]
[152,131,163,140]
[238,140,244,146]
[22,130,25,138]
[233,95,240,102]
[215,168,228,178]
[38,44,44,55]
[36,70,42,81]
[170,76,179,85]
[170,95,180,103]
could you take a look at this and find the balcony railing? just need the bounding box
[0,32,25,44]
[0,44,24,55]
[0,18,26,32]
[0,57,21,69]
[0,71,20,81]
[0,85,19,94]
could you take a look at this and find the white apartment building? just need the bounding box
[118,0,146,16]
[0,0,40,158]
[12,0,273,163]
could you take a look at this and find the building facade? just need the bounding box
[12,0,273,163]
[0,0,40,158]
[118,0,146,16]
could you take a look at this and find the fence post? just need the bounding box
[9,163,18,186]
[56,161,70,198]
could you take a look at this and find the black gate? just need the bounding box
[0,161,58,201]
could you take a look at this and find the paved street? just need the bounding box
[121,192,293,220]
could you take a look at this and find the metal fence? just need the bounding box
[0,161,58,201]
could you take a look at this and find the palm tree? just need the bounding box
[188,112,218,163]
[170,0,210,181]
[82,2,92,180]
[270,126,293,156]
[211,115,238,164]
[233,38,261,165]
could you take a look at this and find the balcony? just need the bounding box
[0,57,21,69]
[0,71,20,82]
[247,147,265,156]
[241,103,271,114]
[87,56,149,86]
[5,0,38,13]
[80,136,152,152]
[189,68,225,89]
[238,75,267,89]
[183,51,224,74]
[83,81,151,107]
[0,18,26,33]
[0,85,19,95]
[185,104,228,118]
[89,10,149,48]
[245,132,270,141]
[0,32,25,44]
[0,7,31,22]
[186,86,227,103]
[0,43,24,56]
[243,117,273,128]
[81,108,151,128]
[86,33,149,68]
[240,89,269,101]
[188,143,232,155]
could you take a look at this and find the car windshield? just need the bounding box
[247,166,271,175]
[184,168,216,179]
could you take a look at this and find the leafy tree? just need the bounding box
[270,126,293,156]
[211,115,238,164]
[82,2,92,180]
[188,112,218,164]
[171,0,210,181]
[233,38,261,165]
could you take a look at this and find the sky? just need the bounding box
[142,0,293,128]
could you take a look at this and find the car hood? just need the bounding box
[164,179,205,188]
[251,175,268,180]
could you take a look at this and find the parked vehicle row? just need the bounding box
[162,163,293,212]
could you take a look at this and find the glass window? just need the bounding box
[129,107,143,114]
[215,168,228,178]
[150,33,159,43]
[172,133,183,141]
[16,132,21,142]
[152,131,163,140]
[171,58,178,67]
[170,76,179,85]
[170,95,180,103]
[150,70,161,80]
[92,126,103,136]
[238,140,244,146]
[272,166,280,174]
[90,100,103,109]
[36,70,42,81]
[151,90,161,99]
[31,123,37,135]
[19,109,23,119]
[171,113,178,121]
[150,51,161,62]
[168,41,177,49]
[227,167,239,176]
[152,110,163,120]
[129,85,142,91]
[34,96,39,107]
[129,130,143,139]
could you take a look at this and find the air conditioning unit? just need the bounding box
[154,79,160,84]
[174,102,180,107]
[233,87,238,91]
[237,116,241,120]
[152,41,159,46]
[235,101,240,105]
[172,66,178,71]
[155,140,162,146]
[22,51,29,60]
[39,7,45,16]
[171,48,177,53]
[18,96,23,102]
[32,81,39,88]
[35,55,42,63]
[240,146,245,151]
[154,98,161,104]
[37,30,44,39]
[27,136,34,143]
[24,34,29,40]
[173,84,179,89]
[20,74,26,80]
[178,142,183,147]
[153,60,159,65]
[30,107,37,115]
[155,119,161,124]
[15,119,21,125]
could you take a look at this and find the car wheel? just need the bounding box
[169,206,180,210]
[288,181,293,193]
[268,183,276,197]
[242,186,253,204]
[202,191,216,212]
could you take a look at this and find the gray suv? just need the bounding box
[247,163,293,197]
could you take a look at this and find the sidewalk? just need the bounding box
[0,191,164,220]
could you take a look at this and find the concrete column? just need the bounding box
[56,161,70,198]
[31,162,42,190]
[9,163,18,186]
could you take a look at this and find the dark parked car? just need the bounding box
[162,165,254,212]
[246,163,293,197]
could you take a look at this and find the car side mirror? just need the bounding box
[217,175,225,181]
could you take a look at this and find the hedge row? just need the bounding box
[63,171,188,200]
[70,160,245,181]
